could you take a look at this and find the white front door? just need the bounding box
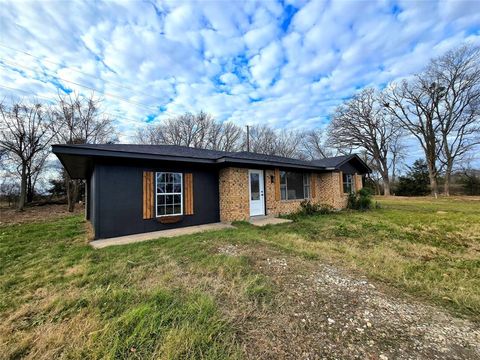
[249,169,265,216]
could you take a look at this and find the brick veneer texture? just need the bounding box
[219,167,361,221]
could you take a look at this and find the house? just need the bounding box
[52,144,370,239]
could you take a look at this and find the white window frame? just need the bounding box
[303,173,311,199]
[343,173,354,194]
[155,172,183,217]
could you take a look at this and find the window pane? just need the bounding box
[157,183,165,194]
[157,205,165,216]
[173,194,181,204]
[280,186,287,200]
[165,205,174,215]
[174,205,181,214]
[173,173,181,184]
[158,195,165,205]
[158,173,166,183]
[250,172,260,200]
[173,183,181,193]
[165,183,173,193]
[280,171,287,185]
[286,172,304,199]
[303,174,310,185]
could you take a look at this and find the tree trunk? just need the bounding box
[428,172,439,197]
[66,174,78,212]
[27,173,34,203]
[383,180,391,196]
[425,154,439,197]
[18,163,27,211]
[444,163,453,197]
[381,168,391,196]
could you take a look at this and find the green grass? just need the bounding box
[1,197,479,358]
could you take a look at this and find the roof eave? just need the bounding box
[52,145,217,164]
[217,156,327,171]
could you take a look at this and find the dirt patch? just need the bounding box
[238,248,480,359]
[0,204,84,226]
[217,244,243,257]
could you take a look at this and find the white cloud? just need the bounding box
[0,0,479,163]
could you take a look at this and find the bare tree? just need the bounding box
[243,125,277,155]
[274,129,304,158]
[301,129,331,159]
[0,172,19,207]
[52,92,117,211]
[136,113,307,159]
[135,112,243,151]
[383,78,444,197]
[328,88,403,195]
[427,45,480,195]
[207,121,243,151]
[0,101,56,211]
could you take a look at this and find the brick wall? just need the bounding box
[219,167,250,222]
[219,167,356,222]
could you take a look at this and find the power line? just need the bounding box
[0,83,150,125]
[0,42,170,104]
[1,58,163,113]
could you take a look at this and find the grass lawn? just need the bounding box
[0,197,479,359]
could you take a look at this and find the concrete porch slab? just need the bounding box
[90,222,235,249]
[249,216,292,227]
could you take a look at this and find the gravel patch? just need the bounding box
[241,253,480,359]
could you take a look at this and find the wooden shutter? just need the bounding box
[184,173,194,215]
[311,174,316,199]
[274,168,281,201]
[143,171,154,219]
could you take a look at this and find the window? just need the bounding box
[280,171,311,200]
[343,173,354,194]
[156,172,183,216]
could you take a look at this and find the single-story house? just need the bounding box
[52,144,370,240]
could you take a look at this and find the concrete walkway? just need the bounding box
[90,222,235,249]
[249,216,292,227]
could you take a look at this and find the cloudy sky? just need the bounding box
[1,0,479,148]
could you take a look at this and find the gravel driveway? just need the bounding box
[232,246,480,359]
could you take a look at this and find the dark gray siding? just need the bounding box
[91,158,219,239]
[339,162,357,174]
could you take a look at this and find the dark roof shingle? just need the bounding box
[52,143,371,178]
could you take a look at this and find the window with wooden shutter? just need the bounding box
[143,171,154,219]
[184,173,194,215]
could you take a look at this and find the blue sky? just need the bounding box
[1,0,479,159]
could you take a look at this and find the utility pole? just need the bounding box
[246,125,250,152]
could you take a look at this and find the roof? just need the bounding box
[52,144,371,179]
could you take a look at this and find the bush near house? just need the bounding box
[347,188,373,210]
[299,200,334,215]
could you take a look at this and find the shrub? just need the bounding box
[347,188,373,210]
[299,200,334,215]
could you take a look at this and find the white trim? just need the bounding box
[155,172,183,217]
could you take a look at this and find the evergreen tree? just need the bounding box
[396,159,430,196]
